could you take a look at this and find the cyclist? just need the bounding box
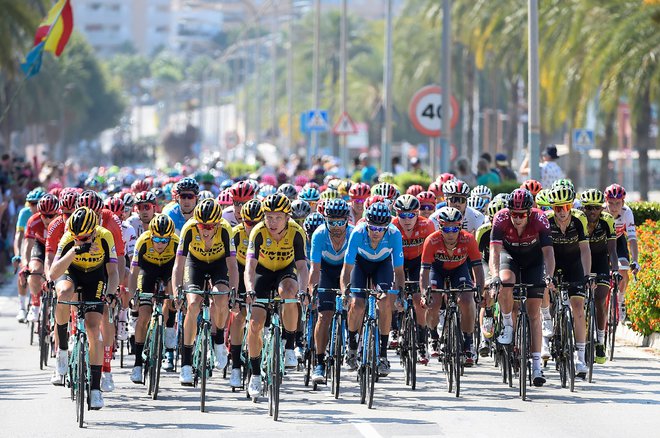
[50,207,120,409]
[299,186,321,215]
[347,183,370,225]
[291,199,312,227]
[309,199,354,383]
[341,202,404,376]
[22,194,59,323]
[223,180,257,227]
[391,194,436,363]
[244,193,309,397]
[228,199,263,388]
[278,183,299,201]
[579,189,619,364]
[521,179,543,198]
[604,184,639,320]
[172,199,238,385]
[489,188,555,387]
[430,180,485,234]
[128,214,179,382]
[420,207,485,366]
[417,191,437,219]
[45,189,79,274]
[129,191,159,237]
[163,177,199,234]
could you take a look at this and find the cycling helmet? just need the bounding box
[131,179,151,193]
[151,187,165,202]
[467,196,489,213]
[487,198,507,218]
[149,214,175,237]
[49,187,62,198]
[406,185,424,197]
[241,199,264,223]
[326,178,341,191]
[442,180,471,197]
[135,191,157,205]
[257,184,277,200]
[604,183,626,200]
[104,196,124,216]
[278,183,298,200]
[551,178,575,192]
[303,212,325,236]
[323,198,350,218]
[299,186,321,202]
[60,190,79,211]
[198,190,215,201]
[291,199,312,220]
[262,193,292,214]
[436,206,463,224]
[294,175,309,187]
[520,179,543,196]
[337,180,352,198]
[365,202,392,226]
[303,181,320,191]
[77,190,103,211]
[394,194,420,213]
[38,194,59,215]
[174,177,200,195]
[231,181,256,202]
[121,192,136,208]
[26,188,46,203]
[437,173,456,184]
[579,189,605,206]
[216,190,233,206]
[428,181,443,198]
[471,185,493,200]
[535,189,551,208]
[365,195,385,210]
[378,172,395,183]
[416,191,437,206]
[68,207,98,236]
[548,186,575,205]
[316,198,327,216]
[349,182,370,200]
[320,188,341,200]
[508,188,534,210]
[220,179,234,191]
[194,199,222,224]
[372,182,399,200]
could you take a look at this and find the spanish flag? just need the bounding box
[33,0,74,57]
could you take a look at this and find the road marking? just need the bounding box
[353,422,383,438]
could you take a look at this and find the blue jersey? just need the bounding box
[344,222,404,267]
[16,206,32,232]
[163,203,187,235]
[310,224,354,266]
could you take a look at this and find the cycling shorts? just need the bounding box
[184,255,229,291]
[499,249,545,300]
[30,241,45,263]
[253,262,297,308]
[137,259,175,306]
[591,251,610,286]
[429,260,473,289]
[555,260,586,299]
[404,256,422,284]
[350,254,394,299]
[616,235,630,269]
[56,267,106,314]
[236,263,246,307]
[318,261,342,312]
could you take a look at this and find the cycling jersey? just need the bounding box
[56,226,118,272]
[24,214,48,244]
[122,220,137,258]
[344,222,404,268]
[429,206,485,234]
[127,214,146,237]
[475,221,493,262]
[132,230,180,267]
[247,220,306,271]
[222,206,240,227]
[545,209,589,261]
[585,212,616,256]
[163,203,188,234]
[392,216,435,260]
[610,205,636,241]
[177,218,235,263]
[232,223,250,266]
[16,206,32,232]
[490,208,553,261]
[310,224,354,266]
[421,230,482,271]
[99,209,125,258]
[45,216,67,255]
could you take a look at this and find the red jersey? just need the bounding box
[392,216,436,260]
[25,214,48,245]
[490,208,552,258]
[46,215,67,254]
[44,209,125,258]
[421,230,481,270]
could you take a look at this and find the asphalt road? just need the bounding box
[0,282,658,438]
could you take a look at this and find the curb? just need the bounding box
[616,322,660,351]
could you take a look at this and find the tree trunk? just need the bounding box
[465,52,475,165]
[505,76,518,161]
[599,110,615,190]
[634,85,652,200]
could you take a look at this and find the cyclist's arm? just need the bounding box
[222,225,239,292]
[244,231,263,293]
[340,263,353,292]
[128,262,139,296]
[489,243,501,278]
[541,245,555,280]
[579,241,591,278]
[22,237,34,266]
[106,261,120,299]
[13,229,23,260]
[309,262,321,290]
[50,244,77,280]
[420,266,431,292]
[293,229,309,292]
[630,239,639,268]
[172,254,186,291]
[468,238,485,291]
[296,259,309,293]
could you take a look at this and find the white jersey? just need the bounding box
[610,204,636,241]
[222,206,240,227]
[429,206,486,235]
[121,220,137,258]
[127,214,146,237]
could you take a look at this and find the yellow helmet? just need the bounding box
[149,214,175,237]
[194,198,222,224]
[262,193,291,214]
[68,207,98,236]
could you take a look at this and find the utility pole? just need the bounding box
[287,0,295,155]
[440,0,452,174]
[340,0,348,173]
[381,0,393,173]
[528,0,541,180]
[310,0,321,167]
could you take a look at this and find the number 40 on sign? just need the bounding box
[408,85,460,137]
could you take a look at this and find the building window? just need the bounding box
[85,24,104,32]
[89,3,102,11]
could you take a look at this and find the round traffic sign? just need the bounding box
[408,85,460,137]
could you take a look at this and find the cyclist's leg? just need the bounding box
[279,271,300,354]
[247,306,266,379]
[452,263,476,354]
[54,276,75,351]
[182,258,204,369]
[210,257,231,341]
[81,273,107,394]
[314,266,340,361]
[373,259,395,359]
[521,263,545,375]
[565,263,587,368]
[616,235,630,308]
[27,244,46,315]
[229,264,247,372]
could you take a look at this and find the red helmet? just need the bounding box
[135,191,157,205]
[521,179,543,196]
[604,184,626,200]
[104,196,125,216]
[316,198,327,215]
[131,179,151,193]
[508,189,534,210]
[230,181,256,202]
[38,194,59,215]
[406,185,424,197]
[217,189,234,206]
[416,191,437,206]
[49,187,62,198]
[365,195,385,210]
[60,190,79,211]
[77,190,103,212]
[437,173,455,184]
[349,182,371,200]
[428,181,443,198]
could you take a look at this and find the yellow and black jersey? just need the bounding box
[545,208,589,260]
[475,221,493,262]
[132,231,180,268]
[56,226,118,273]
[586,211,616,255]
[247,219,306,271]
[232,223,250,267]
[177,218,235,263]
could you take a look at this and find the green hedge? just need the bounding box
[627,202,660,224]
[225,162,259,179]
[394,172,432,194]
[487,180,522,196]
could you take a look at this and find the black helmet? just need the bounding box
[241,199,264,222]
[149,214,175,237]
[323,198,350,218]
[262,193,292,214]
[194,198,222,224]
[68,207,98,236]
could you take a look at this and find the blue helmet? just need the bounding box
[303,212,325,236]
[365,202,392,226]
[298,187,320,202]
[26,188,46,202]
[323,198,350,218]
[467,196,489,213]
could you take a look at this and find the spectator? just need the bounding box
[519,144,565,188]
[453,157,476,187]
[392,156,405,175]
[477,158,501,186]
[494,153,518,181]
[359,153,377,184]
[410,157,423,174]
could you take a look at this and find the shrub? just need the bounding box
[225,162,259,179]
[394,172,432,194]
[487,180,522,196]
[626,219,660,335]
[627,202,660,224]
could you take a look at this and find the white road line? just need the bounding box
[353,422,383,438]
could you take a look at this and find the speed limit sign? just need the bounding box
[408,85,459,137]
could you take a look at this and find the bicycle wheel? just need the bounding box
[452,313,462,398]
[564,309,576,392]
[30,321,35,345]
[39,305,49,370]
[607,291,617,361]
[270,325,281,421]
[77,336,86,428]
[445,321,454,394]
[586,299,596,383]
[517,315,529,400]
[359,326,368,404]
[367,322,377,409]
[152,324,163,400]
[200,323,210,412]
[407,310,417,390]
[331,317,343,399]
[120,340,125,368]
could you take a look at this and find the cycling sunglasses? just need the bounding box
[441,226,460,233]
[553,204,572,213]
[151,236,171,244]
[419,204,435,211]
[448,196,467,204]
[41,213,57,219]
[583,205,602,211]
[510,210,529,219]
[244,220,259,227]
[351,199,365,204]
[74,233,93,243]
[196,223,217,231]
[178,193,197,200]
[327,219,348,227]
[398,212,416,219]
[137,203,154,211]
[368,225,387,233]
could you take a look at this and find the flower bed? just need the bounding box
[627,219,660,335]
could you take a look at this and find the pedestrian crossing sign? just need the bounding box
[573,129,594,150]
[306,110,329,132]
